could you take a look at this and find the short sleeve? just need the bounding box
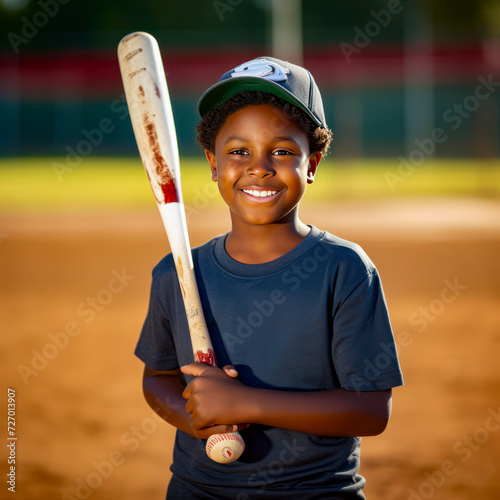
[134,276,179,371]
[332,268,403,392]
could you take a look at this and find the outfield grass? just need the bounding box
[0,157,499,213]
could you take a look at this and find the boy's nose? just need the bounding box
[246,156,275,178]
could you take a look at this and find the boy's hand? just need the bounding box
[181,363,250,439]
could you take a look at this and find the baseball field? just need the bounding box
[1,157,499,499]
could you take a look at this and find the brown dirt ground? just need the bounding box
[1,199,499,500]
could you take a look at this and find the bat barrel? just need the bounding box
[118,32,182,206]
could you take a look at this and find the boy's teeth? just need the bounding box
[243,189,278,198]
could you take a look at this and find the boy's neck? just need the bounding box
[225,216,311,264]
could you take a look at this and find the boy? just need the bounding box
[135,57,403,499]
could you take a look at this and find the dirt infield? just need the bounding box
[1,199,499,500]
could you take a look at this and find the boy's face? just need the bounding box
[205,104,321,228]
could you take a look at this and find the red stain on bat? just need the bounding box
[143,116,179,204]
[154,83,161,98]
[196,349,217,367]
[138,85,145,98]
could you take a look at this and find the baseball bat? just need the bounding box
[117,32,244,464]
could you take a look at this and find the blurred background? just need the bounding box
[1,0,500,158]
[1,1,499,499]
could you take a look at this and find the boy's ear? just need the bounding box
[307,153,322,184]
[205,150,217,181]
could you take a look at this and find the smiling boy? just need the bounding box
[135,57,403,499]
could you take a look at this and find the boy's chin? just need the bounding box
[229,209,298,228]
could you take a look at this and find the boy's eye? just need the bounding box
[227,148,294,156]
[273,149,294,156]
[229,149,248,156]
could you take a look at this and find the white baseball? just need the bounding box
[205,432,245,464]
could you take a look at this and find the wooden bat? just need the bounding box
[117,32,244,464]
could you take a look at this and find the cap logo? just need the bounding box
[231,59,289,83]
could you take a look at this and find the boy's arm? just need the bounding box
[142,366,248,439]
[252,386,392,437]
[181,363,392,437]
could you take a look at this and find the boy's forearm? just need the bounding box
[181,363,393,437]
[245,387,392,437]
[143,367,248,439]
[143,369,195,436]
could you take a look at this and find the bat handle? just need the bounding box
[193,357,246,464]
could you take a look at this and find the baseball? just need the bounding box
[205,432,245,464]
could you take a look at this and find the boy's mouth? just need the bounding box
[242,189,278,198]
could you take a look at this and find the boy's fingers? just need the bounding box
[223,365,239,378]
[235,423,250,431]
[182,363,238,379]
[180,362,213,377]
[181,384,191,400]
[195,424,247,439]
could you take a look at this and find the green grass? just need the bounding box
[0,157,218,213]
[0,157,499,213]
[307,158,500,201]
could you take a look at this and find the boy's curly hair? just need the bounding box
[196,91,332,156]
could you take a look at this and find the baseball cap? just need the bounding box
[198,56,327,128]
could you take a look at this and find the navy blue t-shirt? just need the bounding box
[135,226,403,499]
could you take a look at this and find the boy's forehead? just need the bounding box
[216,104,308,146]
